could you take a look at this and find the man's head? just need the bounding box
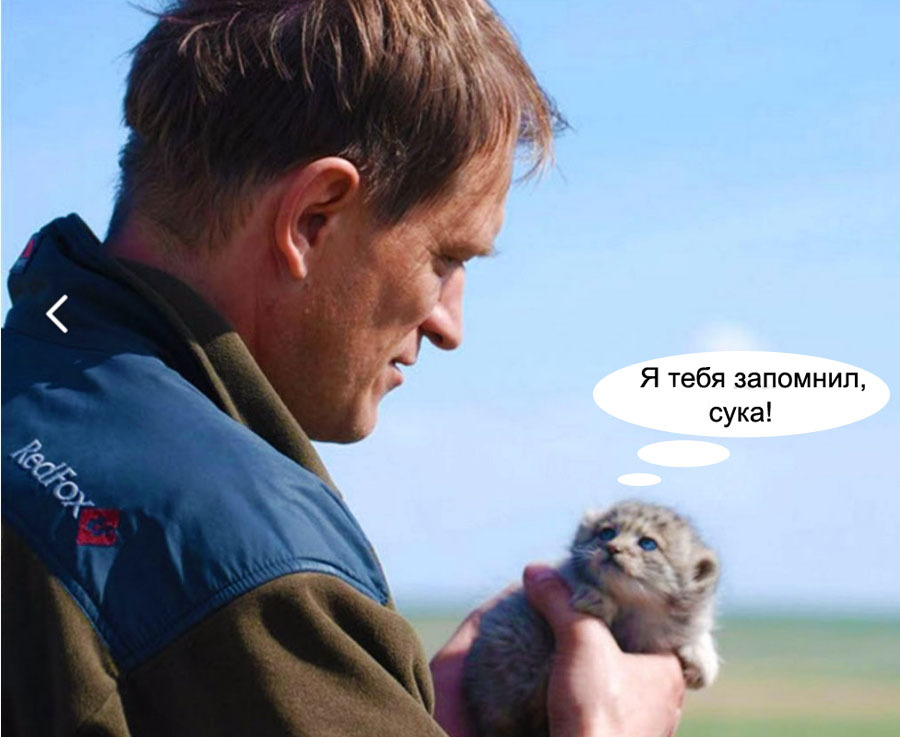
[109,0,561,441]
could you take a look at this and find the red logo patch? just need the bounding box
[11,237,37,275]
[77,508,120,547]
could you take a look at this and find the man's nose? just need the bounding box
[421,267,464,350]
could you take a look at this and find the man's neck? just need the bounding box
[105,215,264,356]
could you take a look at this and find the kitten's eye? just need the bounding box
[597,527,617,542]
[638,537,658,551]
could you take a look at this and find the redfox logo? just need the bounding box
[76,508,120,547]
[9,439,96,518]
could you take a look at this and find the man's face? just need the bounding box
[264,154,512,442]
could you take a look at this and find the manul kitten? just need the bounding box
[463,500,720,737]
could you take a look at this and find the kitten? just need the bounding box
[463,500,720,737]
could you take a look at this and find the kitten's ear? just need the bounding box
[693,551,719,586]
[574,508,605,545]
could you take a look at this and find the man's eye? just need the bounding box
[435,254,465,273]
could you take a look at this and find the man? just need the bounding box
[2,1,684,735]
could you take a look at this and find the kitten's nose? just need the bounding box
[604,543,620,556]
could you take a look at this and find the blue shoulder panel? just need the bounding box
[2,330,389,672]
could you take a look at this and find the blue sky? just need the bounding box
[3,0,899,614]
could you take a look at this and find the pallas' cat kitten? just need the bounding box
[463,500,720,737]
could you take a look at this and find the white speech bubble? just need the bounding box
[618,473,662,487]
[594,351,889,438]
[638,440,729,467]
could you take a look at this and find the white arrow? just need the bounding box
[46,294,69,333]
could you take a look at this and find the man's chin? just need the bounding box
[308,405,378,445]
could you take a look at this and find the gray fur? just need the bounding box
[463,500,720,737]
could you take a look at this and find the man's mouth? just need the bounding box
[388,360,405,388]
[390,355,416,373]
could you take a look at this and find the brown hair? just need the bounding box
[112,0,564,247]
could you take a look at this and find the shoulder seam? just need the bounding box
[2,509,388,673]
[120,554,388,670]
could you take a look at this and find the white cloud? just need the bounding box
[690,321,765,352]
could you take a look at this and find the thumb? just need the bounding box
[523,564,618,653]
[523,564,580,631]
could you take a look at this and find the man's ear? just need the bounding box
[273,157,361,280]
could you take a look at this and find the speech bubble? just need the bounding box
[617,473,662,487]
[594,351,889,438]
[637,440,729,467]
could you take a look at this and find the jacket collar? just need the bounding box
[6,214,337,492]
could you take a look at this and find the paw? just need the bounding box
[571,587,616,624]
[678,633,719,689]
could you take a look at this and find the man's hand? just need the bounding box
[430,583,518,737]
[525,564,685,737]
[430,565,685,737]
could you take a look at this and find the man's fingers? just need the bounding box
[523,564,577,625]
[522,564,619,653]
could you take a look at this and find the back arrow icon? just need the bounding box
[47,295,69,333]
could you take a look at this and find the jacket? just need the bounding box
[2,214,446,737]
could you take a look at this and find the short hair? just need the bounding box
[111,0,564,247]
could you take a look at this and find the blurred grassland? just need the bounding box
[406,613,900,737]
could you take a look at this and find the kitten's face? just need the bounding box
[572,501,718,607]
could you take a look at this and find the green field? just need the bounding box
[407,613,900,737]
